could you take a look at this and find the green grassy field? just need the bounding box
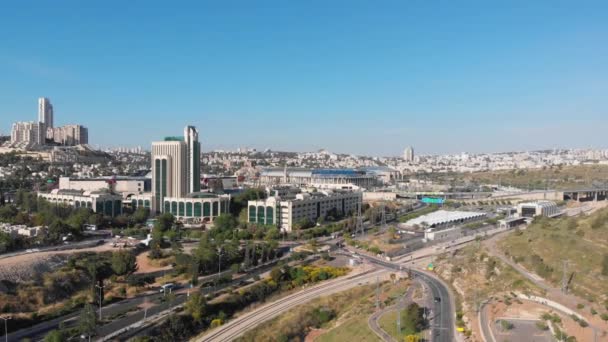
[316,316,380,342]
[498,208,608,302]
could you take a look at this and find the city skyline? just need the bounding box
[1,1,607,155]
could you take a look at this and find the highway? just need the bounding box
[7,257,289,342]
[351,252,455,342]
[195,268,387,342]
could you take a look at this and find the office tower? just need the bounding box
[184,125,201,193]
[11,121,45,145]
[38,97,54,129]
[403,146,414,162]
[151,139,187,211]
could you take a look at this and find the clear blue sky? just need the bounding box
[1,1,607,155]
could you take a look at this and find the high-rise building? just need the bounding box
[151,139,187,211]
[11,121,45,145]
[51,124,89,146]
[184,125,201,193]
[38,97,54,129]
[403,146,414,162]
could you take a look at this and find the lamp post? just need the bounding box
[95,283,104,320]
[1,316,11,342]
[216,246,223,290]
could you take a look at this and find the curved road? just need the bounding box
[368,280,418,342]
[195,268,387,342]
[353,253,456,342]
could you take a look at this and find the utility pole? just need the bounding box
[561,260,569,294]
[95,283,104,320]
[356,203,364,237]
[216,246,223,290]
[375,276,380,309]
[1,316,11,342]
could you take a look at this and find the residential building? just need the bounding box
[38,97,54,129]
[11,121,45,145]
[51,124,88,145]
[248,188,362,232]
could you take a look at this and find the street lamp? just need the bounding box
[216,246,223,290]
[1,316,11,342]
[95,283,105,320]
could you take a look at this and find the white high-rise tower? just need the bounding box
[403,146,414,162]
[38,97,54,129]
[184,126,201,193]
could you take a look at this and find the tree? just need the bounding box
[405,336,420,342]
[111,250,138,276]
[185,293,207,324]
[44,330,66,342]
[78,304,97,338]
[132,207,150,224]
[600,313,608,324]
[155,213,174,232]
[602,254,608,276]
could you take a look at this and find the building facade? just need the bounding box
[59,176,151,199]
[248,189,362,232]
[38,97,54,129]
[517,201,559,218]
[51,125,89,145]
[151,139,187,211]
[259,168,379,189]
[403,146,414,162]
[162,193,230,223]
[184,126,201,193]
[38,189,123,217]
[11,121,45,145]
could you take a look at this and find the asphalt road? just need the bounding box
[367,280,418,342]
[353,253,455,342]
[195,268,387,342]
[7,257,286,342]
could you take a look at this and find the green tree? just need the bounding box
[155,213,175,232]
[78,304,97,338]
[185,292,207,324]
[43,329,66,342]
[132,207,150,224]
[111,250,138,276]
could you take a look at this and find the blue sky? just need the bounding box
[1,1,607,155]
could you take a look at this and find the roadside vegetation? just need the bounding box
[135,264,349,342]
[433,244,543,337]
[1,248,138,333]
[498,208,608,304]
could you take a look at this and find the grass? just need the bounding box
[316,316,380,342]
[433,244,544,338]
[498,209,608,302]
[425,164,608,191]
